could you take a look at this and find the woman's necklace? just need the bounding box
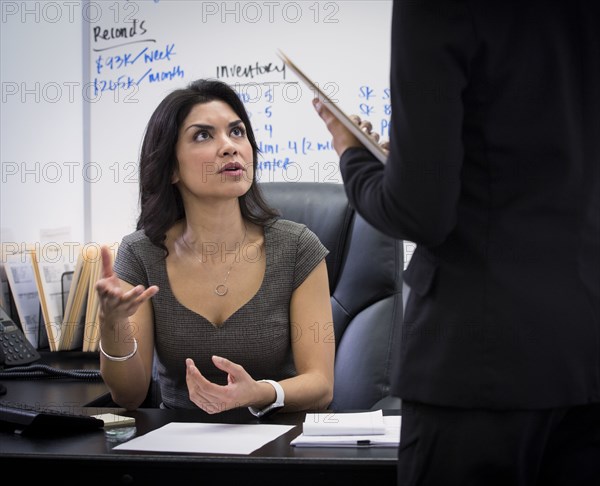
[181,223,248,297]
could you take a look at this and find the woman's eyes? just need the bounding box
[231,126,246,137]
[193,126,246,142]
[194,130,210,141]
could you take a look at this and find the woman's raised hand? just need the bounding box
[95,245,159,325]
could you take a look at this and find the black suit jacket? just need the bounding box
[340,0,599,408]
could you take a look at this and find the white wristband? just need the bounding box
[248,379,285,418]
[99,337,138,362]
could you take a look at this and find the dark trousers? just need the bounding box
[397,401,600,486]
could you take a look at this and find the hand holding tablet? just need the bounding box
[277,50,388,164]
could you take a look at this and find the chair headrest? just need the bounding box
[258,182,353,290]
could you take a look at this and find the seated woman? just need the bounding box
[96,79,335,414]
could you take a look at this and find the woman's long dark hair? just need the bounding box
[136,79,279,255]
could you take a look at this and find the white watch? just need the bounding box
[248,379,285,418]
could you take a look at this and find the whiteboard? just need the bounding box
[87,0,393,244]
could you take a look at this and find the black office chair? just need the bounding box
[260,182,403,411]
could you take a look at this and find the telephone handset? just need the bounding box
[0,305,41,367]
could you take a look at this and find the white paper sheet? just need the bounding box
[113,422,295,455]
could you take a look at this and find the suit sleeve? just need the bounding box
[340,0,476,246]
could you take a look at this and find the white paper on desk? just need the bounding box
[302,409,386,436]
[291,415,401,448]
[113,422,294,455]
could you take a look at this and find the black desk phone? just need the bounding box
[0,306,40,367]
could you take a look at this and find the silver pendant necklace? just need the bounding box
[181,223,248,296]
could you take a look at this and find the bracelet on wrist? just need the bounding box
[99,337,138,362]
[248,379,285,418]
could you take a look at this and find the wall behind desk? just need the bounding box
[1,1,392,247]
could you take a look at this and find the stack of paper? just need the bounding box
[91,412,136,428]
[31,244,78,351]
[82,248,104,352]
[3,248,45,348]
[59,247,93,351]
[291,410,401,448]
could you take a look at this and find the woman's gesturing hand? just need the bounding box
[186,356,275,414]
[96,245,159,325]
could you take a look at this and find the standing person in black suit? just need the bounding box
[314,1,599,484]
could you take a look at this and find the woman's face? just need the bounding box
[173,100,254,202]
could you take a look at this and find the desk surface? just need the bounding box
[0,353,398,485]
